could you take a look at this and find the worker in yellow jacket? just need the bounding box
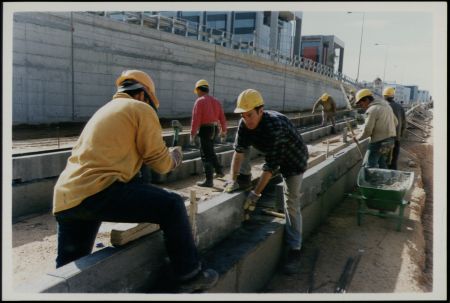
[312,93,337,133]
[53,70,218,292]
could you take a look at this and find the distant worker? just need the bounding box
[53,70,218,293]
[353,88,398,169]
[383,86,407,170]
[312,93,337,133]
[190,79,227,187]
[224,89,309,275]
[348,89,356,107]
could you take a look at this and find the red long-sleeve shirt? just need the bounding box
[190,95,227,136]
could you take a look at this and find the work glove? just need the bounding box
[220,132,227,143]
[243,190,261,212]
[169,146,183,170]
[190,135,197,147]
[223,180,240,193]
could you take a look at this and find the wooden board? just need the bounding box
[110,223,160,246]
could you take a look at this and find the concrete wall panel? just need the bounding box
[13,12,349,124]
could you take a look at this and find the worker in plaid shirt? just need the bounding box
[224,89,309,275]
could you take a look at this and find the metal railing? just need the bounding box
[87,11,359,87]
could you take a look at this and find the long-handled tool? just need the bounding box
[335,256,354,293]
[306,248,320,293]
[345,118,363,159]
[171,120,183,146]
[335,249,364,293]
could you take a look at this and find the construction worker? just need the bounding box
[53,70,218,293]
[312,93,337,133]
[383,86,407,170]
[224,89,309,275]
[190,79,227,187]
[348,89,356,107]
[353,88,398,169]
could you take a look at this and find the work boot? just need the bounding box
[236,174,252,190]
[214,170,225,179]
[197,178,213,187]
[197,162,214,187]
[283,249,302,275]
[178,268,219,293]
[212,157,224,178]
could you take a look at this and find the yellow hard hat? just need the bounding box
[234,89,264,113]
[320,93,329,101]
[194,79,209,93]
[116,70,160,108]
[382,86,395,97]
[355,89,373,103]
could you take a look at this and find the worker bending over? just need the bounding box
[53,70,218,293]
[312,92,337,133]
[353,88,398,169]
[383,86,406,170]
[190,79,227,187]
[224,89,309,275]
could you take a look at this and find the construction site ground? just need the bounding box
[10,117,436,297]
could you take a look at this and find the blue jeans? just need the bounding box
[240,148,304,250]
[364,137,395,168]
[55,177,201,280]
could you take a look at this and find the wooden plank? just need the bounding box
[189,190,198,245]
[322,138,341,144]
[110,223,160,246]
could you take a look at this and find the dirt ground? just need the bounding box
[264,133,434,294]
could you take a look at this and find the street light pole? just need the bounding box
[374,43,389,83]
[347,12,365,83]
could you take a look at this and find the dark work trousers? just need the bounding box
[388,140,401,170]
[198,124,222,175]
[54,178,201,280]
[364,137,395,169]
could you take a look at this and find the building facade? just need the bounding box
[136,11,303,60]
[300,35,345,74]
[417,90,430,103]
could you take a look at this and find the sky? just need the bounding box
[301,11,434,94]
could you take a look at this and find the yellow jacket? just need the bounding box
[312,96,336,114]
[53,93,173,213]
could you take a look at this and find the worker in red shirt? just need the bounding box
[190,79,227,187]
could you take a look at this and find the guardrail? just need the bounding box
[87,11,359,87]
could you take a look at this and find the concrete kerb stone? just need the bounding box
[17,232,167,293]
[274,140,369,239]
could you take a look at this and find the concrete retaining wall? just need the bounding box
[16,139,368,293]
[13,12,348,124]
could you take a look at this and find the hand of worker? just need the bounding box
[223,180,240,193]
[311,110,315,114]
[243,190,261,212]
[352,136,358,144]
[220,132,227,143]
[169,146,183,170]
[190,135,197,147]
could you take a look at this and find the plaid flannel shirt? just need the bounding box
[234,110,309,177]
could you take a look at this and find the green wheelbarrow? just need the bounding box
[348,167,415,231]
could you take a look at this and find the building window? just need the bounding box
[206,13,227,31]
